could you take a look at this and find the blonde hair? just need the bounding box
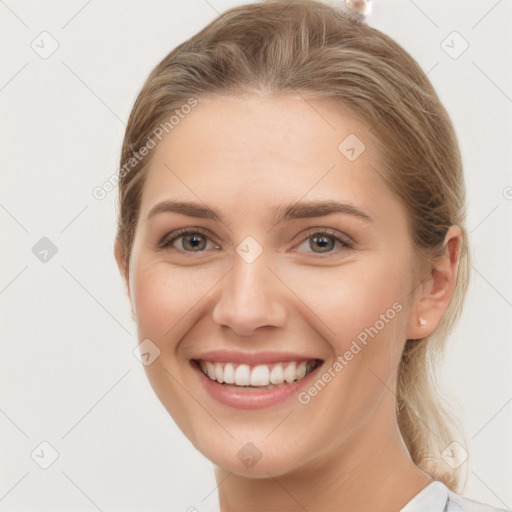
[116,0,470,491]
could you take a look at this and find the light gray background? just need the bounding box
[1,0,511,510]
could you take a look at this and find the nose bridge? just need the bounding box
[212,244,286,334]
[232,252,268,305]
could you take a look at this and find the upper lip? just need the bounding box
[191,350,323,366]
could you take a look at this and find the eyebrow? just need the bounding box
[145,199,373,225]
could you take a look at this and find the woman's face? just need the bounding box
[119,95,421,477]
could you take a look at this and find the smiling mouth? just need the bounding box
[192,359,323,389]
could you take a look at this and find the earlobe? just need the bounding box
[406,225,463,340]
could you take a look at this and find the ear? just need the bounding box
[406,225,463,340]
[114,236,128,283]
[114,237,135,320]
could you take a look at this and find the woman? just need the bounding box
[113,1,504,510]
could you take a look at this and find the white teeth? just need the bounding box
[269,364,284,385]
[234,364,251,386]
[296,362,307,380]
[223,363,235,384]
[205,361,216,380]
[283,361,296,383]
[250,365,270,386]
[199,360,314,387]
[214,363,224,384]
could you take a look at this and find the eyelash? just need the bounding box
[158,227,354,255]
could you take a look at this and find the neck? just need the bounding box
[214,395,433,512]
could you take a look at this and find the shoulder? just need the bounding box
[445,486,507,512]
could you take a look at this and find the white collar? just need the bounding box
[400,481,448,512]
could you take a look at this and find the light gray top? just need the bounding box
[400,481,508,512]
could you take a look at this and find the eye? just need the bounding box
[158,227,353,255]
[295,228,353,254]
[159,228,220,253]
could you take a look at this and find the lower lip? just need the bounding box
[192,360,323,410]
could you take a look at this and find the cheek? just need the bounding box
[283,256,408,351]
[301,261,408,407]
[130,258,212,345]
[344,268,405,352]
[128,258,216,437]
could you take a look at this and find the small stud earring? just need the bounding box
[418,318,427,326]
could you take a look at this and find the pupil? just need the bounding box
[184,235,206,251]
[312,235,333,252]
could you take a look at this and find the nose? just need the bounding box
[211,251,287,336]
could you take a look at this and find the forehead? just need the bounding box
[138,94,394,223]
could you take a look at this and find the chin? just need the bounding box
[197,436,311,479]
